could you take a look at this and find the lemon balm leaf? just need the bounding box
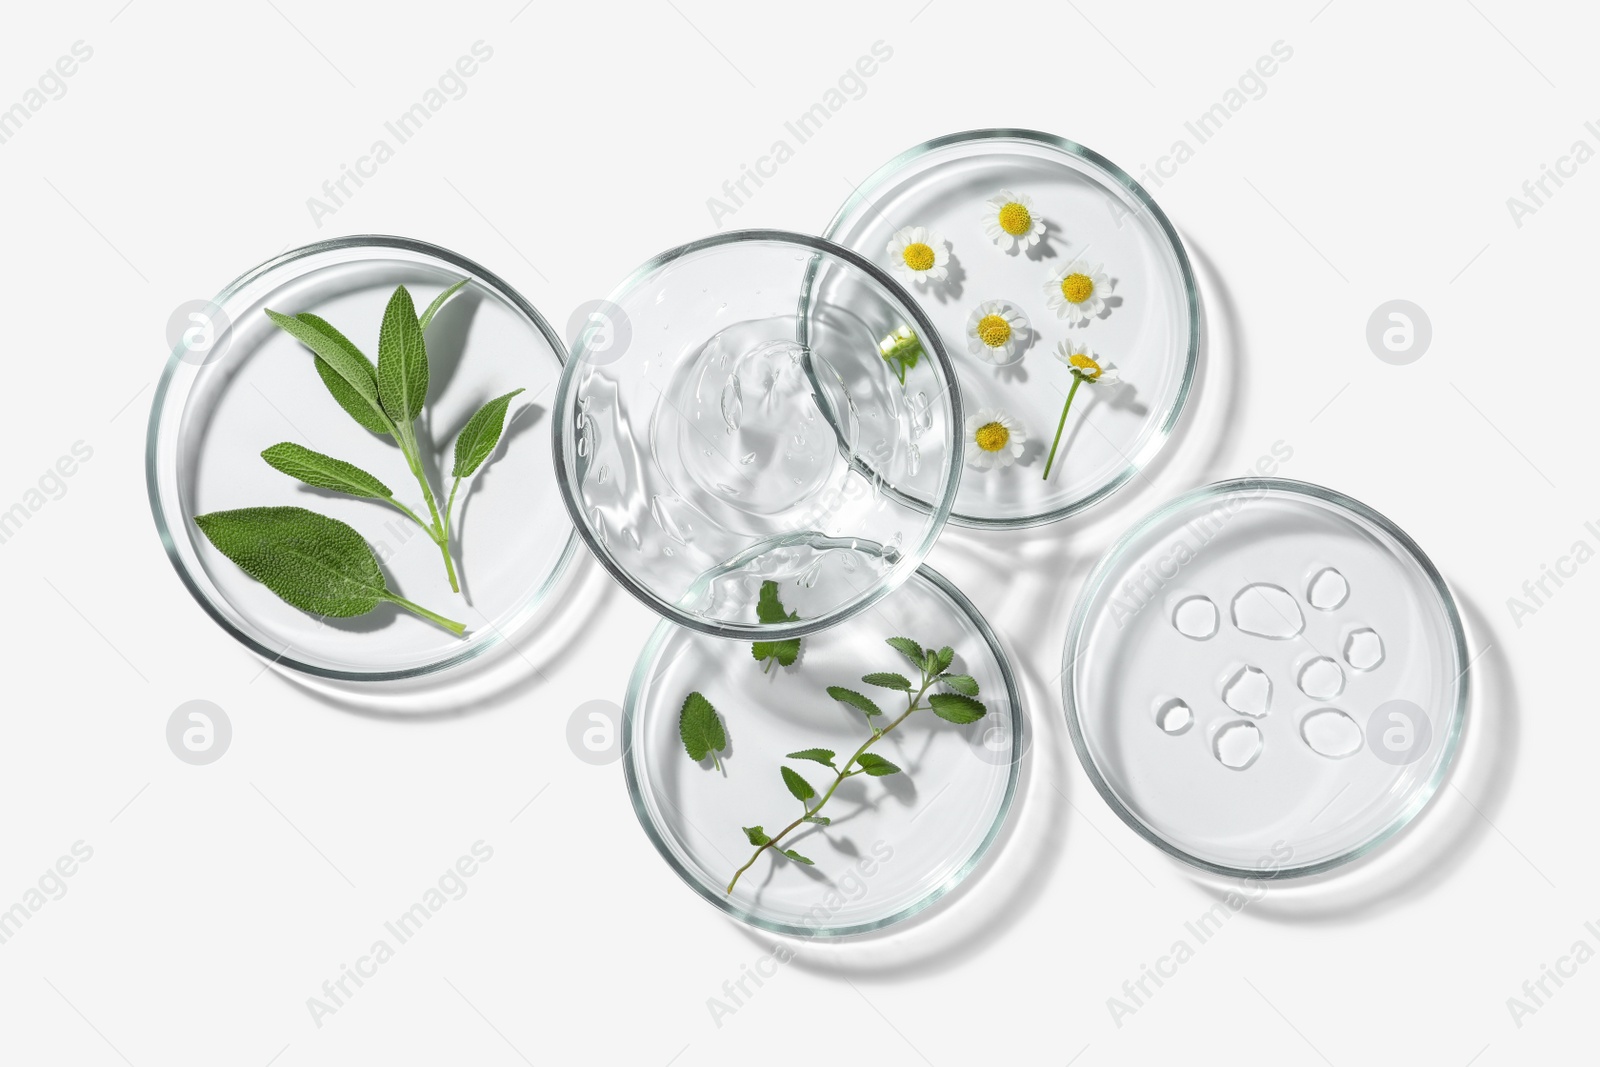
[826,686,882,718]
[854,753,901,777]
[752,580,802,671]
[862,671,911,691]
[929,692,987,725]
[261,442,393,500]
[679,691,728,769]
[782,849,814,865]
[452,388,525,478]
[786,748,836,768]
[742,826,771,846]
[940,673,980,697]
[418,278,469,332]
[780,766,816,802]
[377,285,429,425]
[264,310,392,435]
[885,637,924,668]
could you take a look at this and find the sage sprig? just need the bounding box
[723,636,987,893]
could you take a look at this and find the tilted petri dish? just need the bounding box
[1063,478,1468,877]
[147,236,577,680]
[625,562,1022,936]
[552,230,963,639]
[824,129,1199,527]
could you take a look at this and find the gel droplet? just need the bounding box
[1172,596,1219,640]
[1231,583,1305,640]
[1300,708,1363,759]
[1213,720,1263,770]
[720,375,742,432]
[1156,699,1192,735]
[1307,567,1350,611]
[1297,657,1345,699]
[1344,628,1385,671]
[1222,665,1272,718]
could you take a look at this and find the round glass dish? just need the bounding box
[624,562,1022,936]
[147,236,577,680]
[824,129,1199,528]
[553,230,962,640]
[1063,478,1469,878]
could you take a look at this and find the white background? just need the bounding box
[1,0,1593,1063]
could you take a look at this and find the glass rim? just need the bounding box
[622,560,1024,937]
[1060,476,1471,879]
[551,227,965,641]
[145,233,580,682]
[822,127,1202,529]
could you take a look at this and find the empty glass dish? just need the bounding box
[825,129,1199,527]
[146,236,576,680]
[1062,478,1468,877]
[553,230,963,639]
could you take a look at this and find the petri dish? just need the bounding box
[1062,478,1468,878]
[624,562,1022,936]
[147,236,577,680]
[553,230,963,640]
[824,129,1198,527]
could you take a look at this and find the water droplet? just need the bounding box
[720,374,742,432]
[1213,721,1263,770]
[1300,708,1363,759]
[1222,665,1272,718]
[1344,628,1385,671]
[798,560,822,588]
[1297,657,1345,699]
[1156,699,1192,735]
[907,442,921,476]
[649,495,693,545]
[1172,596,1219,640]
[590,507,607,546]
[1307,567,1349,610]
[793,434,805,446]
[624,527,640,551]
[1231,583,1305,640]
[663,546,675,556]
[715,482,740,495]
[740,451,757,465]
[596,464,609,484]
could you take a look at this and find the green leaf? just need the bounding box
[940,673,980,697]
[261,442,392,500]
[192,506,463,634]
[782,849,814,865]
[756,579,797,624]
[678,691,727,766]
[452,388,525,478]
[826,686,883,718]
[933,646,955,673]
[418,278,469,332]
[264,310,391,435]
[742,825,771,846]
[377,285,429,424]
[780,766,815,802]
[751,638,801,669]
[886,637,924,669]
[854,752,901,777]
[929,692,987,725]
[752,580,802,671]
[786,748,836,768]
[803,815,831,826]
[862,671,911,691]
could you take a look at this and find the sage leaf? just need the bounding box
[862,671,911,691]
[854,753,901,777]
[192,506,464,634]
[679,691,728,768]
[418,278,469,332]
[377,285,429,425]
[264,310,391,434]
[929,692,987,725]
[261,442,392,500]
[781,766,816,802]
[826,685,882,718]
[452,388,525,478]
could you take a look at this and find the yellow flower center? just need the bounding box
[997,201,1032,236]
[976,313,1011,348]
[1060,272,1095,304]
[902,242,936,271]
[1068,353,1103,380]
[974,421,1010,453]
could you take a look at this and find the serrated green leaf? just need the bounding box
[452,388,525,478]
[886,637,924,668]
[934,646,955,673]
[418,278,469,332]
[803,815,831,825]
[377,285,429,424]
[265,310,391,435]
[752,580,802,670]
[751,638,801,669]
[827,686,883,718]
[940,673,980,697]
[755,579,797,624]
[780,766,815,801]
[786,748,836,768]
[742,825,771,846]
[191,506,463,634]
[678,691,727,767]
[782,849,815,865]
[862,671,912,691]
[854,752,901,776]
[929,692,987,724]
[261,442,392,500]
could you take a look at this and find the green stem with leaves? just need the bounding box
[1041,373,1083,481]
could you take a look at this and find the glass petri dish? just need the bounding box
[1063,478,1468,878]
[824,129,1199,527]
[147,236,577,680]
[624,562,1022,936]
[553,230,963,640]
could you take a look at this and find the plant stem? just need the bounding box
[383,593,466,635]
[1041,374,1083,481]
[442,475,463,540]
[725,673,935,894]
[394,425,460,593]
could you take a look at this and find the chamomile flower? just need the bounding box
[1055,340,1120,387]
[887,226,950,286]
[877,325,924,384]
[964,300,1030,364]
[1044,260,1113,324]
[964,408,1026,471]
[982,190,1045,252]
